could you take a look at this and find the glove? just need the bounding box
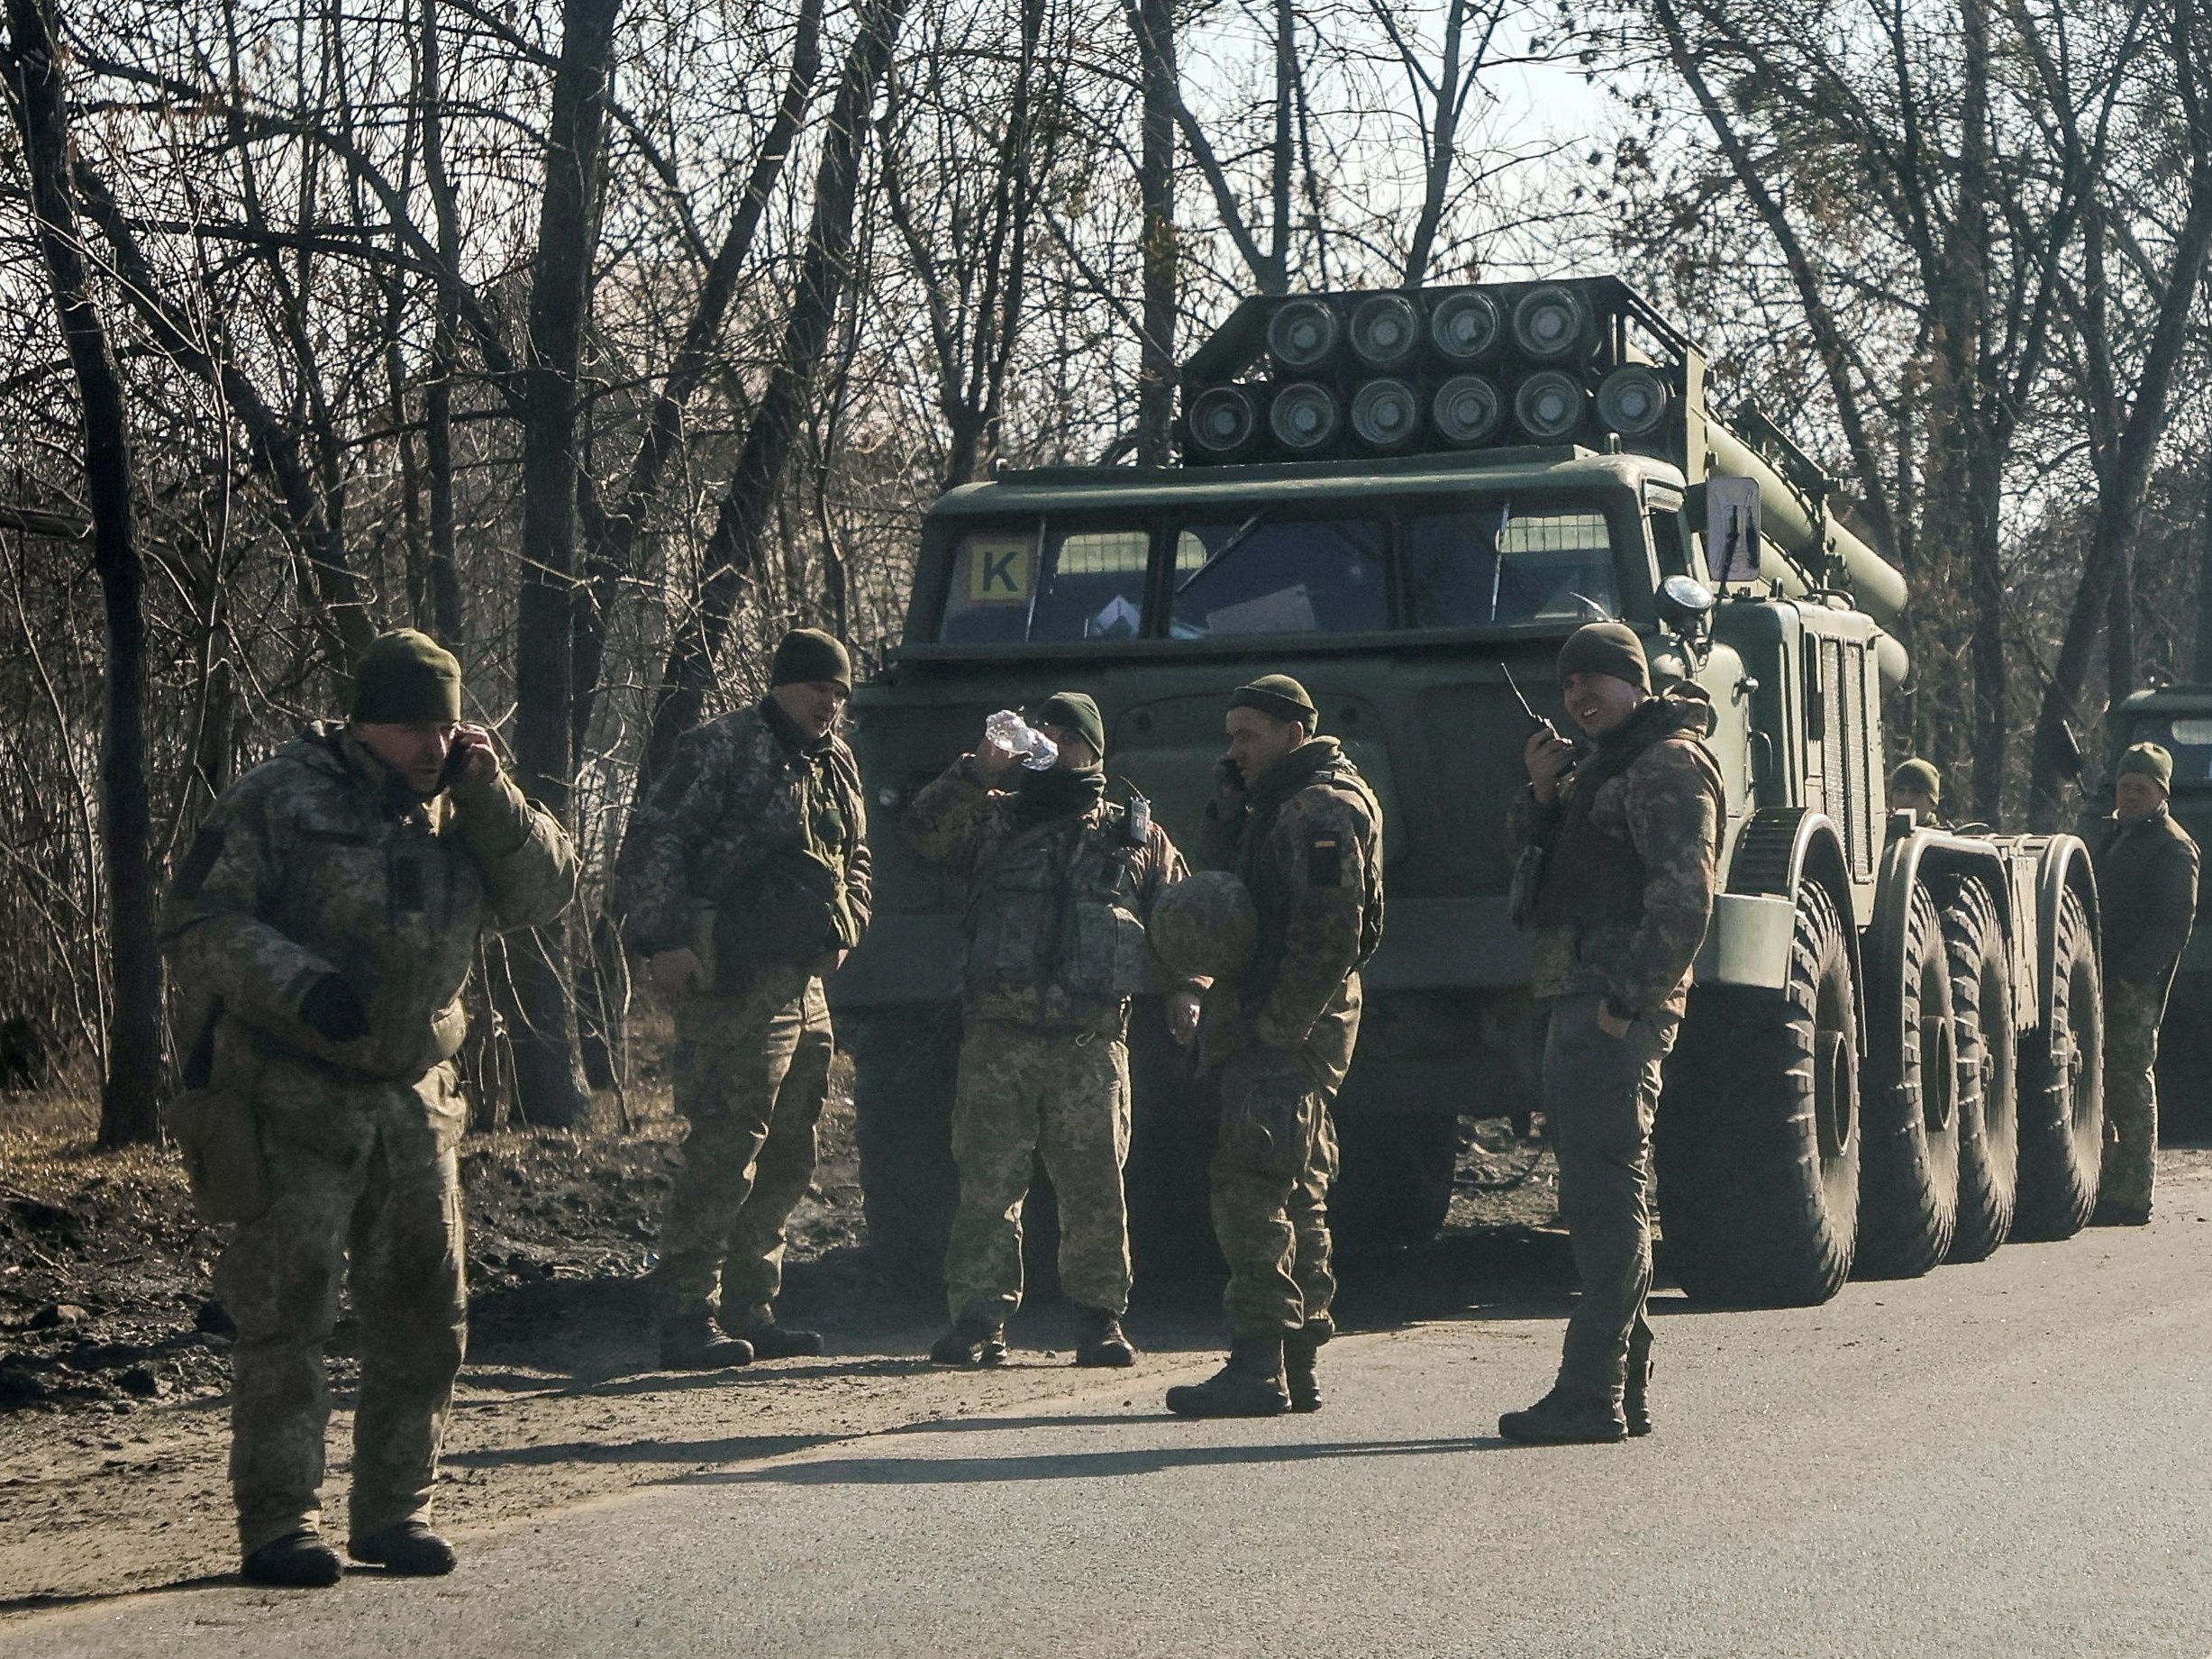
[299,974,370,1044]
[647,947,709,998]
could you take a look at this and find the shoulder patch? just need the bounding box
[1308,833,1343,888]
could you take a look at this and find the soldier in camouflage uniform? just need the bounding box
[614,627,871,1367]
[1888,758,1948,828]
[1165,675,1384,1419]
[2089,741,2199,1226]
[908,692,1191,1368]
[161,630,578,1586]
[1502,621,1723,1444]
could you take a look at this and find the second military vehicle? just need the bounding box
[834,276,2108,1304]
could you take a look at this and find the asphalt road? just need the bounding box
[15,1190,2212,1659]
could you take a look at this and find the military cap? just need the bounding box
[1555,621,1650,692]
[1033,691,1106,761]
[2117,742,2174,792]
[771,626,853,689]
[351,630,463,725]
[1890,758,1943,804]
[1148,871,1257,979]
[1228,674,1318,728]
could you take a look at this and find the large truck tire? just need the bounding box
[1658,880,1860,1307]
[848,1002,962,1283]
[1124,1009,1222,1285]
[2016,886,2104,1240]
[1944,879,2018,1262]
[1855,880,1961,1278]
[1330,1108,1458,1259]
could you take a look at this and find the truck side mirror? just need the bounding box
[1705,476,1762,587]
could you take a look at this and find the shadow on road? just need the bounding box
[445,1430,843,1470]
[700,1433,1511,1487]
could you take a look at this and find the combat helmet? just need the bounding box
[1149,871,1258,979]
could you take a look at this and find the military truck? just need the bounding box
[2103,685,2212,1133]
[833,276,2108,1305]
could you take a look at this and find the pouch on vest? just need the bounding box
[715,846,858,989]
[163,1088,270,1226]
[1508,842,1545,931]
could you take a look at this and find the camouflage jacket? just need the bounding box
[614,697,872,964]
[1508,685,1724,1015]
[909,757,1188,1035]
[161,723,578,1086]
[2092,806,2199,993]
[1197,737,1384,1060]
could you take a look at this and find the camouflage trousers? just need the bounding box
[653,967,833,1329]
[1543,993,1680,1404]
[2100,978,2165,1213]
[1210,977,1361,1337]
[214,1051,469,1554]
[946,1021,1133,1321]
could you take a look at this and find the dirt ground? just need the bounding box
[0,1056,1565,1611]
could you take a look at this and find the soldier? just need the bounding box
[1165,675,1384,1418]
[161,630,578,1586]
[1888,758,1947,826]
[614,627,872,1367]
[1503,621,1723,1444]
[908,692,1191,1367]
[2089,741,2200,1226]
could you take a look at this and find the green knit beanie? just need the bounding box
[351,630,463,725]
[771,627,853,689]
[1890,758,1943,804]
[1556,621,1650,692]
[2117,742,2174,792]
[1228,674,1319,729]
[1033,691,1106,761]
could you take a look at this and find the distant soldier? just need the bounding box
[1889,758,1948,827]
[1505,622,1723,1443]
[162,630,578,1586]
[614,628,871,1367]
[908,692,1190,1368]
[2089,741,2200,1226]
[1165,675,1384,1418]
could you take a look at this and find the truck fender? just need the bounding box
[1868,827,2020,1053]
[2032,835,2100,1036]
[1718,807,1862,1044]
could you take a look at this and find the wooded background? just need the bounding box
[0,0,2207,1139]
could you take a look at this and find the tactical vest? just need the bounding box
[966,807,1154,1007]
[1237,747,1386,998]
[1528,709,1715,930]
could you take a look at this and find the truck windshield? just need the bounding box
[1169,515,1387,639]
[938,524,1151,644]
[1403,504,1619,627]
[2140,717,2212,788]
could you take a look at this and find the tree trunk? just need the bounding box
[419,0,466,644]
[2195,458,2212,681]
[1132,0,1176,465]
[5,0,163,1144]
[639,0,912,786]
[508,0,624,1129]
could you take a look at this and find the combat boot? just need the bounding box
[1074,1307,1136,1368]
[659,1308,756,1371]
[1165,1337,1289,1418]
[1497,1385,1626,1445]
[1283,1320,1329,1413]
[241,1527,343,1588]
[724,1317,825,1360]
[349,1520,457,1576]
[929,1314,1008,1367]
[1623,1329,1653,1438]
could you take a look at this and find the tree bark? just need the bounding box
[508,0,624,1128]
[1131,0,1176,464]
[3,0,163,1144]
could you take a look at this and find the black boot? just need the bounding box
[724,1317,824,1360]
[1498,1386,1626,1445]
[659,1308,756,1371]
[929,1315,1008,1367]
[1623,1329,1653,1438]
[1283,1321,1328,1413]
[1074,1308,1136,1368]
[349,1520,457,1576]
[241,1527,343,1588]
[1165,1337,1289,1418]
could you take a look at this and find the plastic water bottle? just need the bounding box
[985,708,1060,771]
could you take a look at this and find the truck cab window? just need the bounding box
[1168,515,1386,639]
[938,524,1151,643]
[1403,505,1619,627]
